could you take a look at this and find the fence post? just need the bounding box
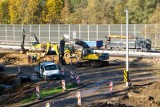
[69,24,71,36]
[145,24,146,39]
[155,24,157,48]
[79,24,81,39]
[13,25,15,41]
[5,24,7,41]
[49,24,50,42]
[58,24,60,43]
[108,24,110,36]
[88,25,89,41]
[39,25,41,42]
[121,24,123,42]
[96,25,98,41]
[134,24,136,38]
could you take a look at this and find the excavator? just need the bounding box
[59,35,109,67]
[20,29,59,56]
[75,39,109,67]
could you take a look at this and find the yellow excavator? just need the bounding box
[74,39,109,67]
[20,29,59,56]
[59,35,109,66]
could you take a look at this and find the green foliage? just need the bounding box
[127,0,158,24]
[148,3,160,24]
[0,0,159,24]
[45,0,63,23]
[0,0,9,24]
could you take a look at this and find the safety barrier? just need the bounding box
[76,91,82,106]
[62,80,66,92]
[36,85,40,100]
[109,81,113,92]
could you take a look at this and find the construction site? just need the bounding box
[0,29,160,107]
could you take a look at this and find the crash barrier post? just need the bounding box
[76,75,81,85]
[61,68,65,76]
[46,102,50,107]
[70,71,74,79]
[109,81,113,92]
[76,91,81,106]
[154,58,160,63]
[36,85,40,100]
[124,70,130,87]
[17,65,21,74]
[62,80,66,92]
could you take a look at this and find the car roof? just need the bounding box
[41,61,56,66]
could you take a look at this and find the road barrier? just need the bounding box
[62,80,66,92]
[17,65,21,74]
[76,76,81,85]
[109,81,113,92]
[36,85,40,100]
[46,102,50,107]
[154,58,160,62]
[61,68,65,76]
[76,91,81,106]
[70,71,74,79]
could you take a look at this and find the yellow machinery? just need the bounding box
[63,43,82,59]
[74,40,109,67]
[58,34,109,66]
[20,29,59,57]
[30,42,59,56]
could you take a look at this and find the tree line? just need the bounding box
[0,0,160,24]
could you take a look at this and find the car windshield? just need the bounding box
[45,65,58,70]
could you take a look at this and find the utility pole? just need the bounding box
[125,9,129,87]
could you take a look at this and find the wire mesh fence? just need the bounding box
[0,24,159,48]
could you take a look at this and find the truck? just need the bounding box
[105,35,151,52]
[35,61,61,80]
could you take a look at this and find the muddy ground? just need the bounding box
[0,49,160,107]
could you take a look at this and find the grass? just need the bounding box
[21,83,79,103]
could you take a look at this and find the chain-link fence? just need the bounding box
[0,24,159,47]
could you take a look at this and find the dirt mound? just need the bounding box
[118,82,160,107]
[74,102,132,107]
[0,73,16,85]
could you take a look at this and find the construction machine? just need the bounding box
[59,34,109,67]
[63,42,82,59]
[20,29,59,57]
[74,40,109,67]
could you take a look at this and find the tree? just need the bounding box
[60,0,71,23]
[149,3,160,24]
[0,0,9,24]
[23,0,39,24]
[8,0,27,24]
[45,0,63,24]
[112,0,127,24]
[127,0,158,24]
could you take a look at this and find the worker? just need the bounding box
[33,53,37,63]
[59,37,66,65]
[28,54,31,64]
